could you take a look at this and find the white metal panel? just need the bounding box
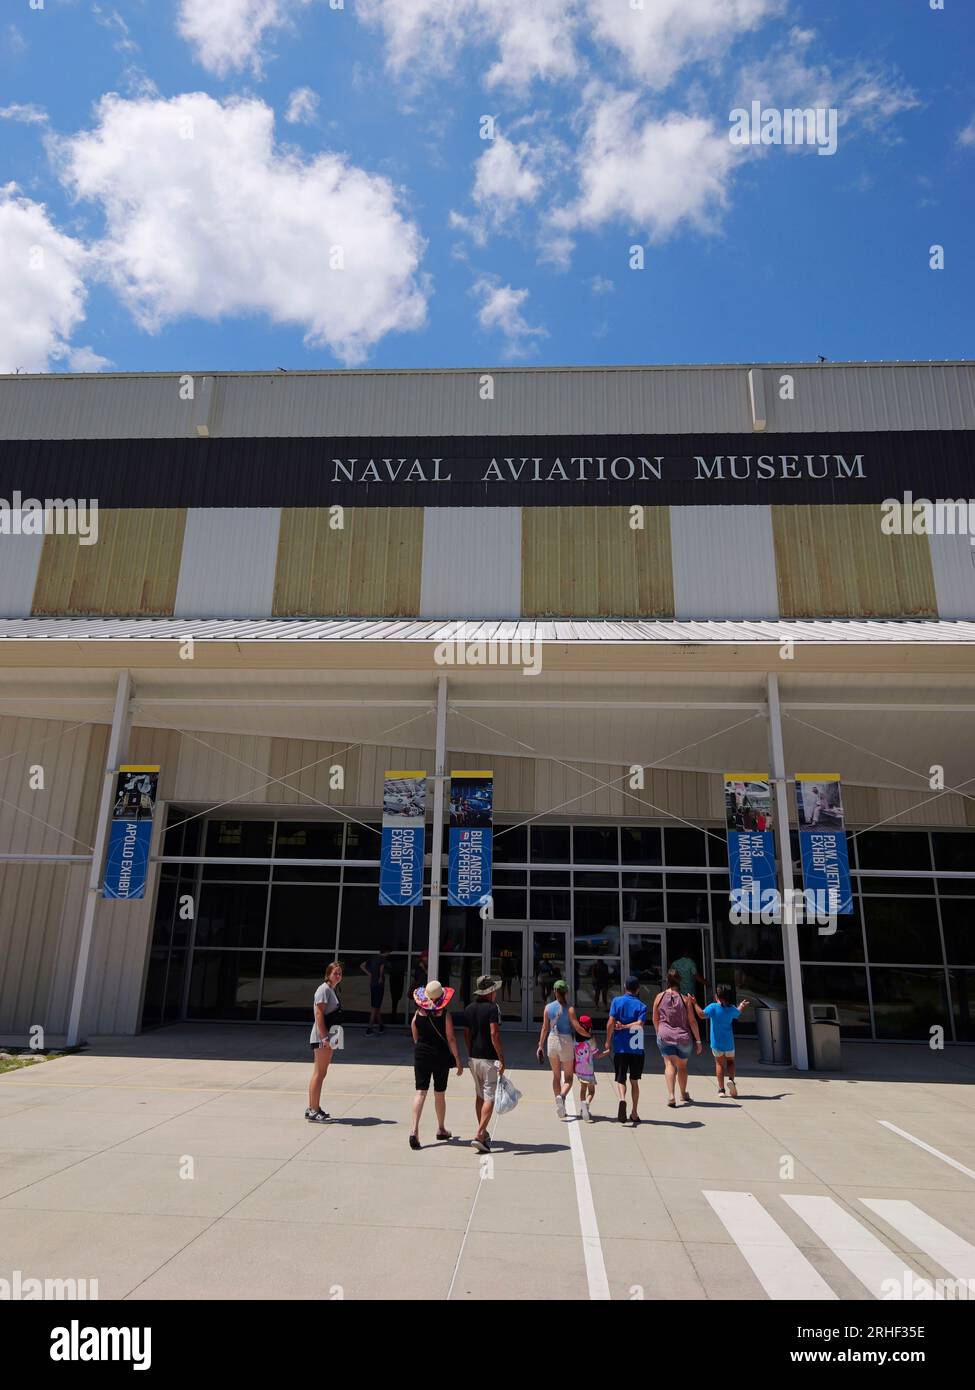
[0,529,44,617]
[929,532,975,619]
[419,508,522,619]
[670,506,779,620]
[174,508,281,619]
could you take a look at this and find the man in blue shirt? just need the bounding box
[605,975,648,1125]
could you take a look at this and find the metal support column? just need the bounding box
[66,670,133,1048]
[426,675,448,983]
[766,671,808,1071]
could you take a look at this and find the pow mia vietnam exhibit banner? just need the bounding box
[448,771,493,909]
[724,775,778,907]
[794,774,853,915]
[380,772,426,908]
[103,765,159,900]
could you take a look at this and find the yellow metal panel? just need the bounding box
[522,507,673,617]
[32,510,186,616]
[273,508,423,617]
[773,505,938,619]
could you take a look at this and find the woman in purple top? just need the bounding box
[653,970,703,1107]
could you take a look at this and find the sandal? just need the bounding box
[436,1130,452,1141]
[409,1134,421,1150]
[667,1099,676,1108]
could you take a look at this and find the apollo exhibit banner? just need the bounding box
[103,765,159,900]
[794,774,853,915]
[725,774,778,909]
[379,772,426,907]
[448,771,493,909]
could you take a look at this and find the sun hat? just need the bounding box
[413,980,455,1011]
[474,974,502,995]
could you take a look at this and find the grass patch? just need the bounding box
[0,1051,64,1075]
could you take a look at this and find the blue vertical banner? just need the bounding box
[795,774,853,915]
[380,772,426,907]
[103,765,159,900]
[724,774,778,904]
[448,771,493,908]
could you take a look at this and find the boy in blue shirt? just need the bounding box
[693,985,751,1097]
[605,975,648,1125]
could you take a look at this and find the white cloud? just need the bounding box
[0,184,93,373]
[956,114,975,148]
[285,86,320,125]
[54,93,428,365]
[590,275,613,294]
[472,275,547,357]
[472,134,542,208]
[0,103,48,125]
[177,0,315,78]
[588,0,779,90]
[357,0,579,90]
[67,345,113,372]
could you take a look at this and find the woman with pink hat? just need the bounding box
[409,979,464,1150]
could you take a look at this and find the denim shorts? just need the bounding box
[657,1038,692,1059]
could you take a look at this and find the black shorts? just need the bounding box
[614,1053,645,1083]
[414,1058,451,1092]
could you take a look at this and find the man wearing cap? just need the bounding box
[461,975,506,1154]
[606,975,648,1125]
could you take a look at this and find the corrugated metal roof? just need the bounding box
[1,616,974,643]
[1,362,973,439]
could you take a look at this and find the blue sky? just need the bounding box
[0,0,972,374]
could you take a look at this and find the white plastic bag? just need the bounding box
[495,1069,522,1115]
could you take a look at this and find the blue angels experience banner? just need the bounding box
[448,771,493,909]
[380,772,427,907]
[103,765,159,900]
[724,774,778,903]
[795,774,853,915]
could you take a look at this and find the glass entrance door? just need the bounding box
[624,928,665,1004]
[530,926,570,1025]
[486,925,527,1025]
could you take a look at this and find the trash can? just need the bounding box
[806,1003,842,1070]
[756,1005,791,1066]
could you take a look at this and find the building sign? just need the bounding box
[794,774,853,915]
[725,774,778,906]
[448,771,493,908]
[379,772,426,907]
[103,765,159,900]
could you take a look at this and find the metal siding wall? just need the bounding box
[0,530,44,617]
[419,508,522,618]
[31,509,186,616]
[671,506,779,619]
[174,731,277,803]
[522,506,674,618]
[174,508,281,619]
[762,364,975,431]
[772,505,939,618]
[273,508,423,617]
[929,532,975,619]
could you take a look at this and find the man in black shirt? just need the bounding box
[461,975,505,1154]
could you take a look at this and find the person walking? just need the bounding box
[305,961,343,1123]
[669,952,706,1002]
[653,970,703,1107]
[409,980,464,1149]
[360,945,390,1035]
[605,975,648,1125]
[691,985,751,1097]
[573,1014,599,1122]
[461,975,505,1155]
[536,979,580,1119]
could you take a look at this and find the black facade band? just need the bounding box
[2,430,972,508]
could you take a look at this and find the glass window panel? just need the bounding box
[493,868,528,886]
[265,885,339,951]
[620,826,662,865]
[574,893,620,954]
[796,909,866,963]
[665,928,706,1000]
[856,831,931,872]
[204,820,274,859]
[573,825,619,864]
[339,888,409,951]
[343,823,382,859]
[574,957,620,1025]
[202,864,271,883]
[800,965,871,1037]
[936,879,975,897]
[707,833,728,868]
[488,928,526,1024]
[621,891,664,922]
[712,963,787,1032]
[665,872,707,890]
[871,966,949,1040]
[665,892,709,924]
[939,900,975,965]
[664,827,707,867]
[260,952,340,1023]
[140,949,168,1028]
[949,969,975,1042]
[530,890,572,921]
[932,832,975,873]
[187,950,260,1020]
[274,821,344,859]
[712,892,784,959]
[195,883,269,949]
[441,906,483,954]
[531,929,570,1022]
[493,824,528,864]
[171,888,195,950]
[530,825,570,863]
[151,879,177,947]
[624,932,665,999]
[531,869,571,886]
[857,876,934,896]
[574,871,618,888]
[492,889,527,920]
[163,951,187,1022]
[342,864,380,886]
[862,897,943,965]
[272,865,340,883]
[621,871,663,890]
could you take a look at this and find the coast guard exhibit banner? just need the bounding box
[725,775,778,905]
[448,771,493,908]
[103,765,159,900]
[795,774,853,915]
[380,772,426,907]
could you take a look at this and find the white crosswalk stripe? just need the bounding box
[703,1191,837,1301]
[860,1200,975,1298]
[783,1195,942,1301]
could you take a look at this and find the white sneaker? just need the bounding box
[555,1094,566,1118]
[580,1101,591,1122]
